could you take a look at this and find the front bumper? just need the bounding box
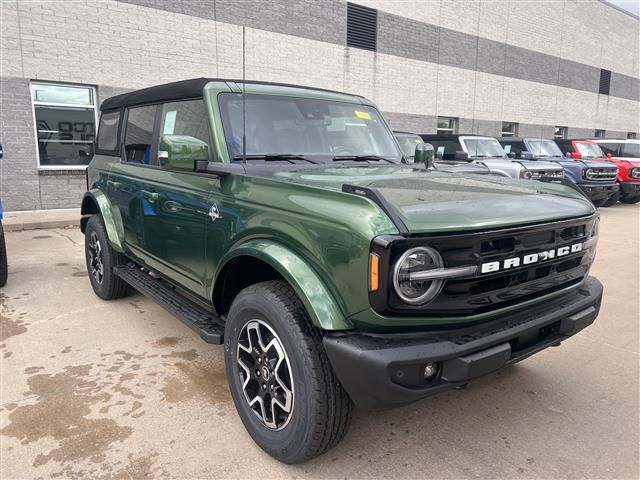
[579,183,619,206]
[619,181,640,198]
[324,276,603,410]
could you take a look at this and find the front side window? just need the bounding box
[394,134,423,161]
[218,93,401,163]
[158,100,211,170]
[554,126,568,139]
[575,142,605,158]
[526,139,563,157]
[437,117,457,134]
[30,82,97,168]
[461,137,507,158]
[501,122,518,137]
[124,105,158,165]
[596,142,620,156]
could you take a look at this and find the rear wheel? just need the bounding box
[224,280,353,464]
[602,190,620,207]
[84,215,131,300]
[0,222,7,287]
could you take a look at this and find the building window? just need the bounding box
[628,132,637,139]
[554,126,568,139]
[501,122,518,137]
[347,3,377,51]
[437,117,457,134]
[594,129,606,138]
[598,69,611,96]
[30,82,97,168]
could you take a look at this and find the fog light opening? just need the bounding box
[423,362,439,380]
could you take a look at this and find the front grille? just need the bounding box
[370,215,597,317]
[586,168,617,181]
[532,170,564,179]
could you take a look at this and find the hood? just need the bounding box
[514,160,564,171]
[546,156,615,169]
[271,165,595,233]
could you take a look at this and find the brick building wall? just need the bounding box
[0,0,638,211]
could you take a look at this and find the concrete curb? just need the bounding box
[2,208,80,232]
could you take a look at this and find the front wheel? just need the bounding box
[620,195,640,204]
[84,215,131,300]
[224,280,353,464]
[602,190,620,207]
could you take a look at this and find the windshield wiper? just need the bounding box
[234,154,319,164]
[332,155,394,163]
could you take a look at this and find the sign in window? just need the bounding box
[30,83,97,168]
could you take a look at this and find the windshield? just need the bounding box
[218,93,402,162]
[527,139,563,157]
[394,134,423,161]
[462,138,507,158]
[575,142,604,158]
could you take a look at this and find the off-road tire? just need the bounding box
[602,190,620,207]
[620,195,640,204]
[0,223,7,287]
[84,215,131,300]
[224,280,354,464]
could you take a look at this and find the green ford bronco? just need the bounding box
[81,78,603,463]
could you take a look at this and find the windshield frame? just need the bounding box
[459,136,508,159]
[215,91,403,166]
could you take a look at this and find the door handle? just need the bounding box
[142,190,159,201]
[107,180,121,189]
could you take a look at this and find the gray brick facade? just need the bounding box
[0,0,638,211]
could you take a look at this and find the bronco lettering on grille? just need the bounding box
[480,242,583,274]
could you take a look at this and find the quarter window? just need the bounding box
[501,122,518,137]
[96,111,120,153]
[554,126,568,139]
[437,117,457,134]
[124,105,158,165]
[30,82,97,168]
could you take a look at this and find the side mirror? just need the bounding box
[160,135,209,171]
[454,151,469,161]
[569,152,582,159]
[414,142,434,168]
[508,152,516,159]
[607,153,612,158]
[436,150,443,161]
[521,151,534,160]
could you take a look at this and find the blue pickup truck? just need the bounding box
[499,137,619,207]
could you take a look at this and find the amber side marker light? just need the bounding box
[369,253,379,291]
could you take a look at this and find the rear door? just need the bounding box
[108,104,159,256]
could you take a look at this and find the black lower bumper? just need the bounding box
[324,277,603,410]
[619,181,640,199]
[579,183,619,206]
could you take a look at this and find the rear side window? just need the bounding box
[124,105,158,165]
[96,110,120,154]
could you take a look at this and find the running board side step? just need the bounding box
[114,265,224,344]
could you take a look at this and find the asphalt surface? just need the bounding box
[1,205,638,479]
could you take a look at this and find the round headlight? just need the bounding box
[392,247,444,305]
[631,167,640,178]
[521,170,533,179]
[584,168,594,179]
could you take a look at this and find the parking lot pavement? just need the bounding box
[1,206,638,479]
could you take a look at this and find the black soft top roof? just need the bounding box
[100,77,359,111]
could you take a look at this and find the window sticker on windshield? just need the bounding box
[504,145,511,154]
[163,110,177,135]
[354,110,371,120]
[437,146,445,156]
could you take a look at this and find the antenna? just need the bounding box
[242,25,247,166]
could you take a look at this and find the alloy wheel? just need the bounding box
[88,231,104,284]
[236,319,294,430]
